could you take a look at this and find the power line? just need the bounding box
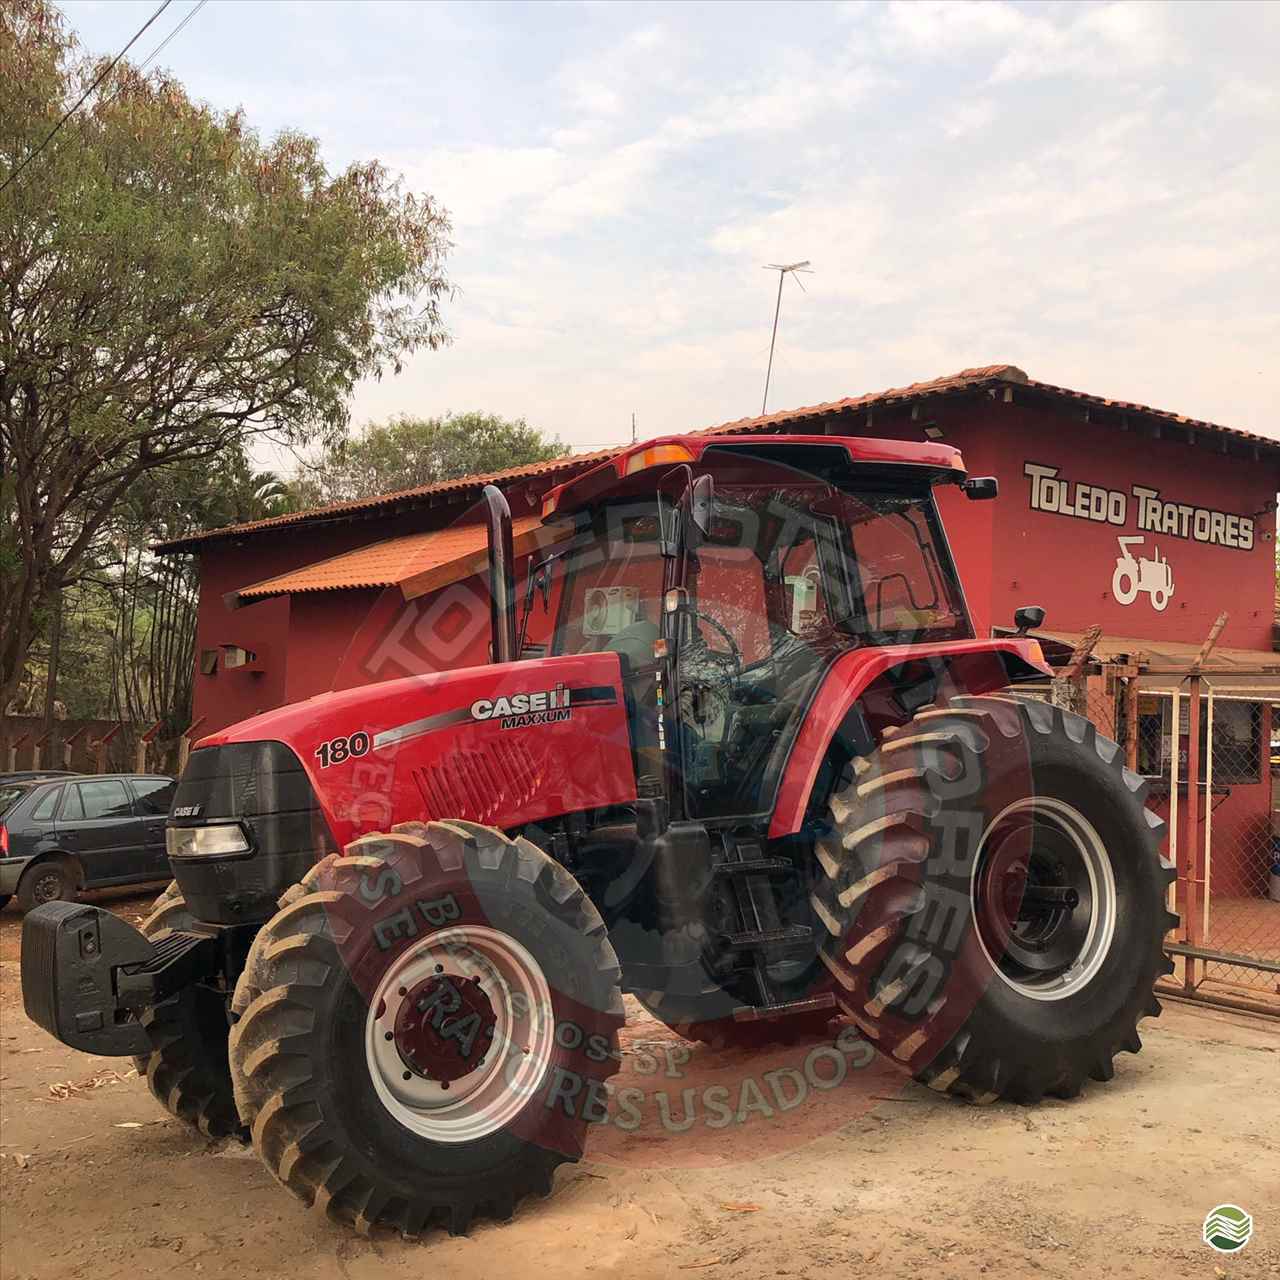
[91,0,210,114]
[136,0,208,77]
[0,0,174,197]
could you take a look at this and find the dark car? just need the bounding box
[0,773,175,911]
[0,770,79,784]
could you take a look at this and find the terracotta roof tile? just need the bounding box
[694,365,1028,436]
[232,515,543,605]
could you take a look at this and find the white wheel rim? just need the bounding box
[971,797,1118,1003]
[364,925,555,1144]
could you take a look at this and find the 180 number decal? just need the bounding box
[314,731,370,769]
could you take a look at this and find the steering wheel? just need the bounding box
[684,608,743,680]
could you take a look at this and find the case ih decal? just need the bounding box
[471,683,572,730]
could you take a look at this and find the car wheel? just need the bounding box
[16,857,79,912]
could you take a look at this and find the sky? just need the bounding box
[64,0,1280,468]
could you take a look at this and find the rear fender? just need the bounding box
[768,638,1049,838]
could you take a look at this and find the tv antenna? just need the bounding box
[761,260,813,415]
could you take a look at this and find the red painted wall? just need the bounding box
[982,403,1274,652]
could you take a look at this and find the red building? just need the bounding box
[160,365,1280,962]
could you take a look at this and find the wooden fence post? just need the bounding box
[62,725,88,771]
[178,717,207,775]
[91,723,122,774]
[136,720,164,773]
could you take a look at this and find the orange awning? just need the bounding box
[229,516,560,608]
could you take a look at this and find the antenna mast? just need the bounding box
[761,260,813,415]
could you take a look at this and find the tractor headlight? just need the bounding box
[166,823,252,859]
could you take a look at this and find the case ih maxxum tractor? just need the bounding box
[22,434,1176,1236]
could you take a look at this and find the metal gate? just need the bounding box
[1135,678,1280,1011]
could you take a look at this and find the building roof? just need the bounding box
[229,514,551,607]
[156,450,612,554]
[157,364,1278,554]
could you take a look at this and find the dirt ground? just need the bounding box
[1,892,1277,1280]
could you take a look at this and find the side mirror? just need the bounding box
[1014,605,1046,635]
[964,477,999,501]
[688,474,714,545]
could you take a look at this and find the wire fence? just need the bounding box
[1022,669,1278,1010]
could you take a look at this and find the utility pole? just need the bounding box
[761,260,813,415]
[631,412,636,444]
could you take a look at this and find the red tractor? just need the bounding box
[22,434,1175,1236]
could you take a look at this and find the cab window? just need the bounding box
[842,491,968,641]
[553,505,665,664]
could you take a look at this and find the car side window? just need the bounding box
[31,786,62,822]
[73,780,133,821]
[131,778,176,816]
[60,786,85,821]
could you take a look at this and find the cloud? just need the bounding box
[395,146,566,229]
[878,0,1027,57]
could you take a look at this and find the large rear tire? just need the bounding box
[131,881,243,1138]
[813,694,1176,1103]
[228,820,624,1237]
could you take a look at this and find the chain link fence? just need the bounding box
[1026,669,1278,1011]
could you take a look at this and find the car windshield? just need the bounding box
[0,784,29,817]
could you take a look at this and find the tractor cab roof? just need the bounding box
[541,433,966,519]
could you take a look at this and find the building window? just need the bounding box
[1137,697,1262,786]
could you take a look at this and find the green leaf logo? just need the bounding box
[1203,1204,1253,1253]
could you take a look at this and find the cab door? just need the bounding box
[56,778,148,884]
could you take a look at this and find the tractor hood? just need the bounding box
[191,652,638,853]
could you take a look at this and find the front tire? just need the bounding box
[813,695,1176,1103]
[228,820,624,1237]
[131,881,243,1138]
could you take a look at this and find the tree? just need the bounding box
[0,0,453,714]
[286,411,569,507]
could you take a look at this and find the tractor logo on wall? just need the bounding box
[1112,535,1174,611]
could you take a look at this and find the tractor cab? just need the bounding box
[524,435,984,824]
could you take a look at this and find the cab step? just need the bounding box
[732,992,838,1023]
[722,924,812,950]
[714,857,792,876]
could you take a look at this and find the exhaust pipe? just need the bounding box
[482,484,516,663]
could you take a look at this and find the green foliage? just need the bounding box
[287,411,568,507]
[0,0,453,712]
